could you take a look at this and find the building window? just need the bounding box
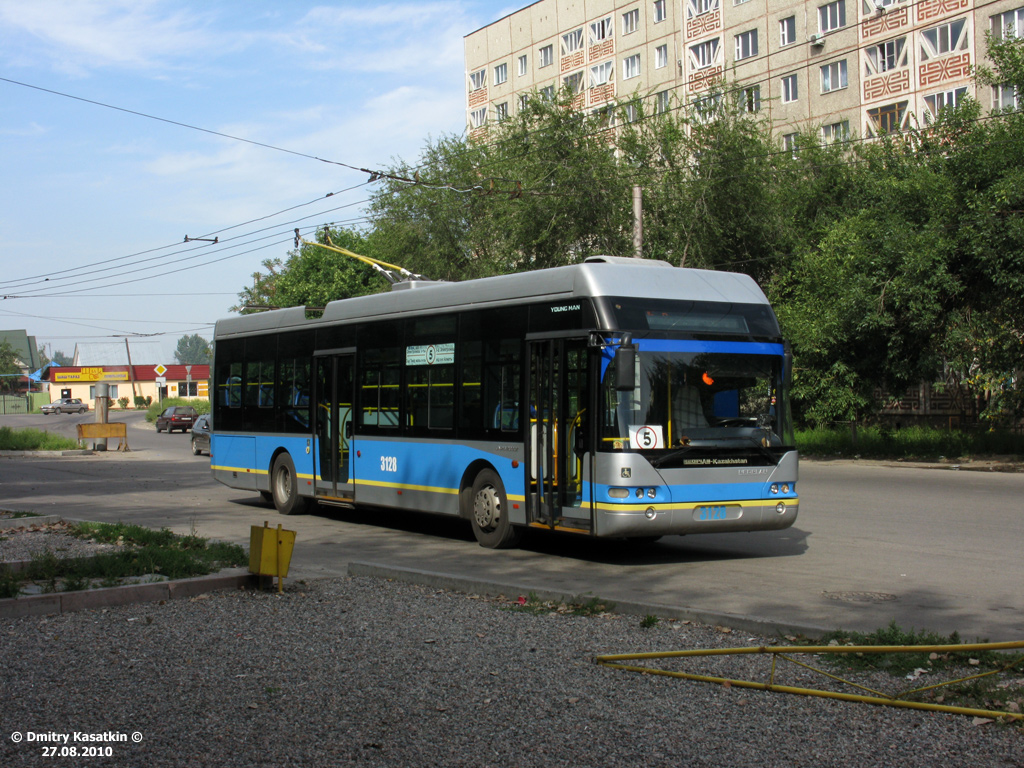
[593,106,616,129]
[692,92,723,123]
[519,93,530,111]
[654,0,667,22]
[867,39,905,74]
[780,16,796,46]
[539,44,553,68]
[921,19,968,61]
[819,0,846,33]
[623,8,640,35]
[820,60,848,92]
[495,102,509,121]
[924,87,966,117]
[494,63,508,85]
[993,83,1019,110]
[470,107,487,128]
[735,0,751,5]
[564,71,584,94]
[691,0,718,14]
[625,100,641,122]
[690,39,719,69]
[782,74,798,103]
[540,84,555,100]
[591,17,613,44]
[821,120,849,143]
[623,54,641,79]
[655,44,668,69]
[991,7,1024,39]
[782,133,799,154]
[655,90,671,113]
[867,101,908,135]
[590,60,614,86]
[562,28,584,56]
[518,54,528,76]
[735,29,758,61]
[469,69,486,91]
[741,85,761,112]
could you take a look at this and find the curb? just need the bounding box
[346,561,830,640]
[0,568,259,619]
[0,450,93,457]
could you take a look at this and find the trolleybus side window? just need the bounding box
[360,344,401,429]
[279,356,311,431]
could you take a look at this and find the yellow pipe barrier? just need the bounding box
[596,640,1024,722]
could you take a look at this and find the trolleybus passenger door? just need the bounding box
[314,352,355,502]
[527,338,592,532]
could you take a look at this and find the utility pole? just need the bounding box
[124,338,138,402]
[632,185,643,259]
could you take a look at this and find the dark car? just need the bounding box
[41,398,89,415]
[190,414,212,455]
[156,406,199,433]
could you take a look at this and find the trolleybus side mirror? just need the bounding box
[615,336,636,392]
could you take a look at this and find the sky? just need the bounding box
[0,0,520,365]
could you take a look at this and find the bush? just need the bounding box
[796,425,1024,460]
[117,396,130,410]
[134,396,147,409]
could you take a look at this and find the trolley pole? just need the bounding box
[632,185,643,259]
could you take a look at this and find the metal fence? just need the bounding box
[0,395,29,415]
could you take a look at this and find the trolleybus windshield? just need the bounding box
[601,343,794,466]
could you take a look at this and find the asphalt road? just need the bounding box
[2,411,1022,641]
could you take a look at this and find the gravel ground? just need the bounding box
[1,576,1021,768]
[0,520,120,563]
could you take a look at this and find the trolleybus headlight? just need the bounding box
[647,488,656,499]
[645,507,656,520]
[781,483,790,494]
[776,502,787,514]
[608,488,629,499]
[770,483,779,494]
[636,488,644,498]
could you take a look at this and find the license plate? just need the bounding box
[693,505,742,522]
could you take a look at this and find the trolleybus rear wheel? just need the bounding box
[271,453,304,516]
[469,469,522,549]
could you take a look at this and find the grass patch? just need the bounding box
[3,522,247,597]
[505,591,615,616]
[811,621,1024,717]
[1,511,41,519]
[144,397,210,423]
[0,426,80,451]
[796,425,1024,461]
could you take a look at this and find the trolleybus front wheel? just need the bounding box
[469,469,522,549]
[271,453,305,516]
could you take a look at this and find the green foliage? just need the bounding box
[817,621,1002,677]
[134,395,148,409]
[0,426,79,451]
[173,334,211,365]
[0,340,19,391]
[117,396,130,410]
[640,614,660,629]
[796,425,1024,459]
[234,227,386,313]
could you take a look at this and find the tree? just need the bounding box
[0,340,20,392]
[233,227,386,313]
[174,334,211,365]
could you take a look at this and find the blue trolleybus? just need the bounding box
[211,256,798,548]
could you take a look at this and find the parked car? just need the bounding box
[190,414,212,455]
[155,406,199,433]
[41,398,89,415]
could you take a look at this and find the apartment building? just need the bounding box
[464,0,1023,144]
